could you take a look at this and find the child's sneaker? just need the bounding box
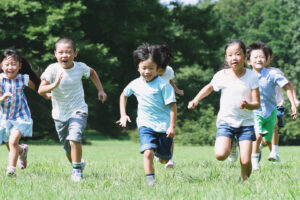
[6,166,16,177]
[228,137,238,162]
[268,152,281,162]
[71,169,83,182]
[165,160,175,168]
[17,144,28,169]
[80,159,86,178]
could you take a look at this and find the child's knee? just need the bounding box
[240,157,251,166]
[144,149,154,159]
[215,152,228,161]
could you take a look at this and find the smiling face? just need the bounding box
[225,43,245,71]
[248,49,266,72]
[1,56,21,79]
[54,43,78,69]
[138,59,158,82]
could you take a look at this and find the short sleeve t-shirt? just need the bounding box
[41,61,90,121]
[123,76,176,132]
[269,67,285,106]
[211,69,259,128]
[160,66,175,82]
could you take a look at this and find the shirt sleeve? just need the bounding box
[250,71,259,89]
[123,81,135,97]
[210,71,223,92]
[80,62,91,79]
[40,65,55,83]
[273,71,288,88]
[165,66,175,80]
[162,83,176,105]
[23,74,30,86]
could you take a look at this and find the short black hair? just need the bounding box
[133,43,162,68]
[55,37,76,51]
[246,42,269,61]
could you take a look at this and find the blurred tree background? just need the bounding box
[0,0,299,145]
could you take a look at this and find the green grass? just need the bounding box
[0,133,299,200]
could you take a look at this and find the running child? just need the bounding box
[188,39,260,181]
[38,37,107,182]
[260,43,299,163]
[157,44,183,169]
[116,43,177,186]
[0,48,39,176]
[246,42,297,170]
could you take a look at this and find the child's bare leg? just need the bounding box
[143,149,154,174]
[239,140,252,180]
[252,134,262,154]
[8,129,22,167]
[214,136,231,161]
[69,140,82,163]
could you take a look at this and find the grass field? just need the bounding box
[0,133,299,200]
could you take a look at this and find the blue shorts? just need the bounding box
[216,124,256,141]
[139,126,173,160]
[277,106,285,128]
[54,111,87,154]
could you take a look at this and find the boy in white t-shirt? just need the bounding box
[157,45,183,168]
[38,38,107,182]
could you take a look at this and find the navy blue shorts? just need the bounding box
[277,106,285,128]
[216,124,256,141]
[139,126,173,160]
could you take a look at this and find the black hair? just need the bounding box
[133,43,162,68]
[55,37,76,51]
[262,43,273,59]
[222,39,246,69]
[158,44,173,69]
[246,42,269,61]
[0,48,41,90]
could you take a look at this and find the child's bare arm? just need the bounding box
[240,88,260,110]
[287,81,300,107]
[188,83,213,109]
[116,93,131,127]
[89,68,107,103]
[169,80,184,96]
[283,84,298,119]
[38,73,63,95]
[166,102,177,138]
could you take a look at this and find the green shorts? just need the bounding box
[254,109,277,142]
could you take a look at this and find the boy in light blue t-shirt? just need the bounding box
[117,43,177,186]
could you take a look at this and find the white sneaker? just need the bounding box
[228,137,238,162]
[71,169,83,182]
[268,152,281,162]
[252,165,259,171]
[165,160,175,168]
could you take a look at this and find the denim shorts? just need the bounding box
[0,119,33,144]
[139,126,173,160]
[277,106,285,128]
[54,111,87,154]
[216,123,256,141]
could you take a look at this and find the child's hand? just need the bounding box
[291,105,298,119]
[53,72,63,88]
[0,92,12,101]
[239,99,248,109]
[116,115,131,127]
[98,90,107,103]
[166,127,175,138]
[187,100,198,110]
[176,89,184,96]
[42,93,52,100]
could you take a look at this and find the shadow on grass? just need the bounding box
[19,129,130,146]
